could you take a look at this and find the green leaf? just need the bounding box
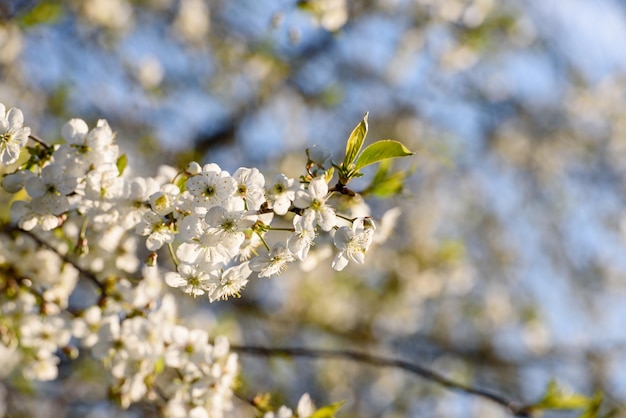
[116,154,127,176]
[579,392,603,418]
[324,166,335,184]
[354,140,414,171]
[343,112,368,169]
[311,401,345,418]
[535,380,591,410]
[362,159,405,198]
[19,2,64,27]
[153,357,165,374]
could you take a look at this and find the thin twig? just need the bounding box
[11,227,106,293]
[28,133,51,149]
[230,344,532,417]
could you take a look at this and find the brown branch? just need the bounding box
[2,226,106,294]
[230,344,532,417]
[24,230,105,293]
[28,133,51,149]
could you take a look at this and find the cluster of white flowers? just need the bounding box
[2,105,378,303]
[0,233,239,416]
[0,103,392,415]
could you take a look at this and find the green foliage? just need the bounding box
[531,380,604,417]
[18,2,64,28]
[116,154,127,176]
[354,140,414,171]
[337,113,414,186]
[342,112,369,171]
[361,159,414,197]
[311,401,345,418]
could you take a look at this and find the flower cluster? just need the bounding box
[0,103,401,416]
[3,105,380,304]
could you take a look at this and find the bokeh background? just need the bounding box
[2,0,626,417]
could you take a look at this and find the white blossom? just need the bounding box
[205,205,256,253]
[186,164,236,209]
[287,215,316,260]
[0,104,30,165]
[165,263,216,297]
[250,242,295,277]
[136,210,175,251]
[149,183,180,216]
[266,173,297,215]
[26,164,77,215]
[207,262,252,302]
[293,176,336,231]
[332,217,375,271]
[232,167,265,210]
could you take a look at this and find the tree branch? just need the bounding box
[1,225,106,294]
[24,229,106,293]
[28,133,51,149]
[230,344,532,417]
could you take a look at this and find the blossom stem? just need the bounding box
[266,227,295,232]
[256,232,271,251]
[172,170,185,185]
[75,216,90,256]
[28,133,51,149]
[336,213,356,223]
[167,242,179,268]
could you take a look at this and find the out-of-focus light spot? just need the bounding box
[174,0,210,43]
[82,0,133,30]
[136,56,164,89]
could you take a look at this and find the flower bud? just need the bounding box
[1,170,34,193]
[185,161,202,175]
[145,251,158,267]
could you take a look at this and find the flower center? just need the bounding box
[310,199,322,210]
[273,183,284,194]
[204,185,215,197]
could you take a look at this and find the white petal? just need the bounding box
[308,177,329,198]
[62,118,88,144]
[331,252,349,271]
[293,190,312,208]
[165,272,188,288]
[146,233,166,251]
[6,107,24,128]
[333,226,353,248]
[1,142,20,165]
[272,196,291,215]
[317,207,336,231]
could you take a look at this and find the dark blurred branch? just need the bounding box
[1,225,105,293]
[230,344,532,417]
[28,133,51,149]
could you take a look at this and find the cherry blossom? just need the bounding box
[293,176,336,231]
[250,242,296,277]
[0,104,30,165]
[331,217,376,271]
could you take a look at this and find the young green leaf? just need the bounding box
[324,166,335,184]
[311,401,345,418]
[354,140,414,171]
[579,392,603,418]
[116,154,128,176]
[361,159,410,198]
[19,1,64,27]
[535,380,591,410]
[343,112,368,169]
